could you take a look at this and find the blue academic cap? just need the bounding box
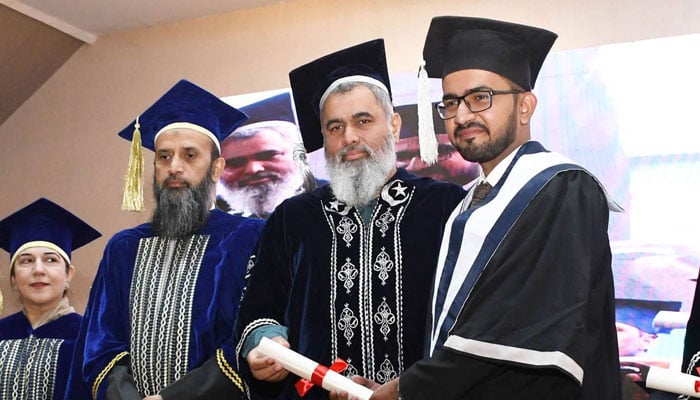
[117,79,248,211]
[422,16,557,90]
[238,92,295,126]
[289,39,392,152]
[117,79,248,152]
[0,198,101,266]
[616,299,682,334]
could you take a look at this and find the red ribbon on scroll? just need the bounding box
[295,358,348,396]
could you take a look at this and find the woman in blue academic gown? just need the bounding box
[0,198,101,400]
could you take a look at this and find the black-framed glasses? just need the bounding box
[435,89,524,120]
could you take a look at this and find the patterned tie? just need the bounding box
[469,182,493,208]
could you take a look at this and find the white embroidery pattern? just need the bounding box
[0,336,63,400]
[323,180,415,381]
[336,216,358,248]
[130,235,207,396]
[344,359,358,378]
[374,209,395,237]
[373,297,396,341]
[375,356,398,384]
[373,247,394,286]
[338,257,358,294]
[338,304,359,346]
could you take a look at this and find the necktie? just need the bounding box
[469,182,493,208]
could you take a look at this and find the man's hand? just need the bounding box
[247,336,290,382]
[369,378,399,400]
[143,396,162,400]
[329,375,381,400]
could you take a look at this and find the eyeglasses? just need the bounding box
[435,88,524,120]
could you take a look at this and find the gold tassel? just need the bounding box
[121,117,145,212]
[417,60,438,165]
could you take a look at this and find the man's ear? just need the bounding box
[519,92,538,125]
[211,157,225,182]
[390,112,402,141]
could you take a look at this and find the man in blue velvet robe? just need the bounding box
[66,80,264,400]
[235,40,465,400]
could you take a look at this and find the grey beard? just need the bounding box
[216,172,303,218]
[151,172,214,239]
[325,134,396,209]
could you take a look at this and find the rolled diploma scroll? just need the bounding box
[257,337,374,400]
[647,366,700,398]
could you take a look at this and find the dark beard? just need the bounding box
[455,107,518,164]
[151,170,214,239]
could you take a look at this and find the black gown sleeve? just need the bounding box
[400,347,578,399]
[158,356,245,400]
[106,360,142,400]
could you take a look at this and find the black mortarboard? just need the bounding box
[0,198,101,266]
[289,39,392,152]
[116,79,248,211]
[422,16,557,90]
[616,299,682,333]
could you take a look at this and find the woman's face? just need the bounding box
[10,246,74,310]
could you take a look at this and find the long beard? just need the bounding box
[325,133,396,208]
[455,107,518,164]
[151,171,214,238]
[216,172,303,218]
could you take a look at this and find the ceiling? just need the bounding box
[0,0,283,125]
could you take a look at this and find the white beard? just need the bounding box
[325,133,396,208]
[216,172,303,218]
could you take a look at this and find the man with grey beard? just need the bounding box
[66,80,264,400]
[236,40,465,400]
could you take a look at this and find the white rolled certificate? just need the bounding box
[647,366,700,398]
[257,337,374,400]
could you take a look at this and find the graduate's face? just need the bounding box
[441,69,536,174]
[11,246,74,310]
[154,128,224,190]
[320,85,401,163]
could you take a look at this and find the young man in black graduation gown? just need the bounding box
[362,16,623,400]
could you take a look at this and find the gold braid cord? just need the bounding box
[216,348,245,394]
[92,351,129,400]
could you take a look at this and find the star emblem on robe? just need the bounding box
[380,179,411,207]
[329,199,342,211]
[391,183,408,198]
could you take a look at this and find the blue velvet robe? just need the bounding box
[0,311,82,400]
[236,169,465,399]
[75,210,263,399]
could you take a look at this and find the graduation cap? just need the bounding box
[421,16,557,90]
[0,198,101,267]
[416,17,557,161]
[289,39,392,153]
[616,298,682,334]
[117,79,248,211]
